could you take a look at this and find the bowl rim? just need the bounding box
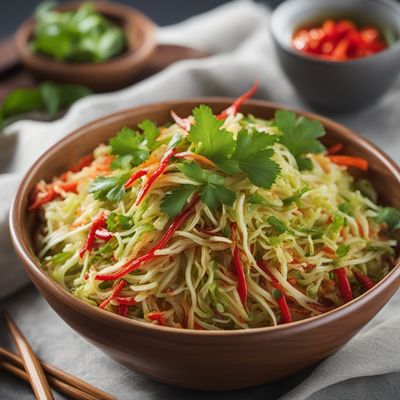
[270,0,400,66]
[9,98,400,337]
[15,0,155,70]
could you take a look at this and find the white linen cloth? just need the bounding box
[0,1,399,399]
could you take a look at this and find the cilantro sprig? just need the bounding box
[275,110,326,170]
[161,162,235,217]
[89,173,129,202]
[187,105,280,188]
[110,120,160,170]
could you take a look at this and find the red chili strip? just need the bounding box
[118,304,129,317]
[29,182,78,210]
[115,296,137,305]
[171,110,192,131]
[96,194,200,281]
[334,267,353,303]
[147,311,166,325]
[353,269,375,291]
[257,261,292,323]
[124,169,148,189]
[216,80,259,120]
[94,228,113,241]
[70,155,94,173]
[99,280,126,310]
[327,143,343,155]
[233,245,247,307]
[135,148,177,206]
[80,213,110,258]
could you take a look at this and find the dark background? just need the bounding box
[0,0,284,38]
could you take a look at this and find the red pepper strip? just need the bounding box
[96,194,200,281]
[135,148,177,206]
[79,213,108,258]
[147,311,166,325]
[328,155,368,171]
[171,110,192,132]
[70,155,94,173]
[216,80,259,120]
[29,182,78,210]
[353,269,375,291]
[334,267,353,303]
[257,261,292,324]
[99,280,126,309]
[124,169,148,189]
[115,296,137,305]
[327,143,343,155]
[193,322,204,330]
[94,228,113,241]
[233,245,247,307]
[118,304,129,317]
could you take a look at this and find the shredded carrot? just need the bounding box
[174,151,216,168]
[328,155,368,171]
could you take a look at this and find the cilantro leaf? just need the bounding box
[161,185,197,217]
[375,207,400,230]
[188,105,235,172]
[275,110,325,170]
[201,184,235,210]
[232,130,281,188]
[109,127,149,168]
[138,119,160,150]
[178,162,235,211]
[89,173,129,202]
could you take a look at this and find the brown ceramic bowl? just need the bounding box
[15,1,155,91]
[10,99,400,390]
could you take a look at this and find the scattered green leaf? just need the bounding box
[275,110,325,170]
[375,207,400,230]
[89,173,129,202]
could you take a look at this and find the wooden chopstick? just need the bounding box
[3,312,54,400]
[0,347,115,400]
[0,359,100,400]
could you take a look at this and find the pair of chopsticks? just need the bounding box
[1,312,115,400]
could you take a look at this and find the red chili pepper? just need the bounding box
[80,213,110,258]
[135,148,177,206]
[29,181,78,210]
[193,322,204,330]
[99,280,126,309]
[118,304,129,317]
[328,155,368,171]
[292,19,387,61]
[171,110,192,131]
[353,269,375,291]
[334,267,353,303]
[124,169,148,189]
[115,296,137,305]
[70,155,94,173]
[216,80,259,120]
[232,245,247,307]
[96,194,200,281]
[147,311,166,325]
[257,261,292,323]
[327,143,343,155]
[94,228,113,241]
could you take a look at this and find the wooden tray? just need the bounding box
[0,38,207,102]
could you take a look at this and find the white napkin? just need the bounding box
[1,1,399,399]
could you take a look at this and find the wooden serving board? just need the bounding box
[0,38,208,102]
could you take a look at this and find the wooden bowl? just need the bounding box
[9,99,400,390]
[15,1,155,91]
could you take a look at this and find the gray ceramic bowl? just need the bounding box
[270,0,400,113]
